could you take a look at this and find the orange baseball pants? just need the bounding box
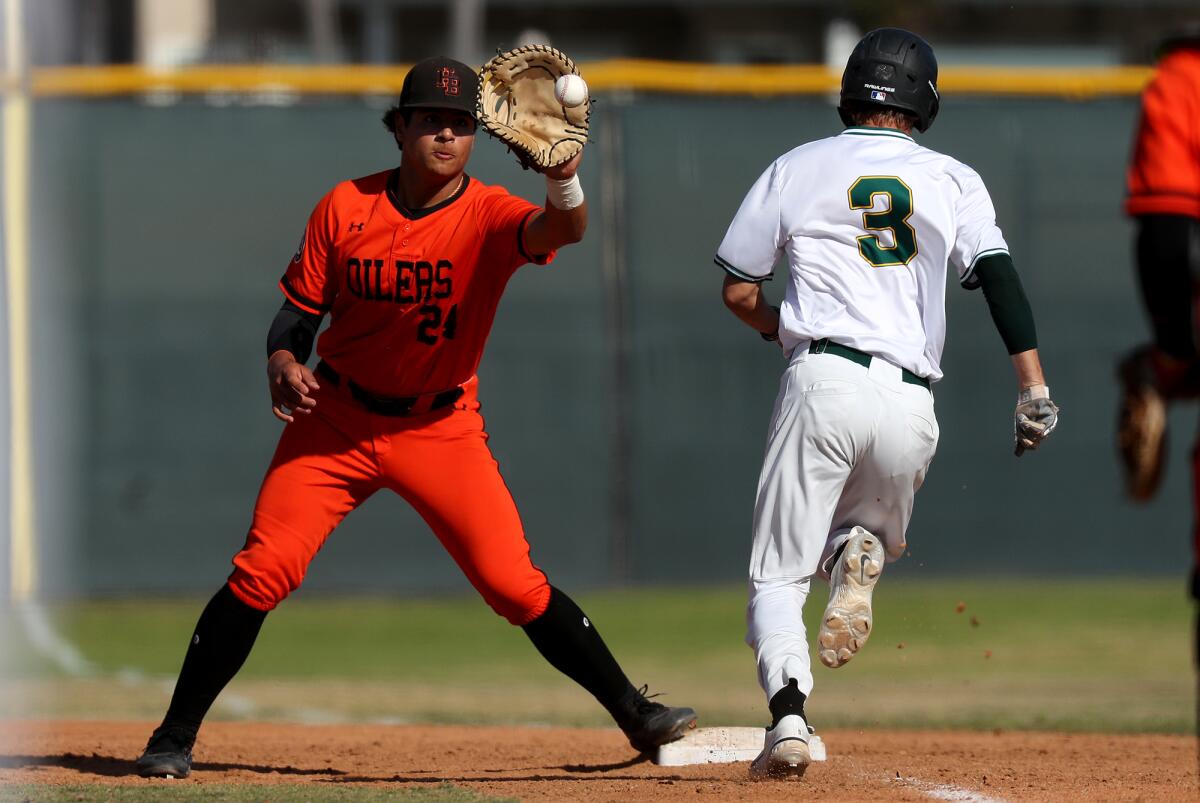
[226,374,552,624]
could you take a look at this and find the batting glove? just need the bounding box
[1013,384,1059,457]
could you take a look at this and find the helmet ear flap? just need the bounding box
[918,81,940,132]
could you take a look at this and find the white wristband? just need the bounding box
[545,174,584,211]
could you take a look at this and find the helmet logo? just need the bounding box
[874,64,896,80]
[870,90,888,102]
[436,67,460,96]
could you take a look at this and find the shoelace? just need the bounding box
[633,684,668,715]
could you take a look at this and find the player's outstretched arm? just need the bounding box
[523,151,587,256]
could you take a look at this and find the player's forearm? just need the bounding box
[722,275,780,336]
[532,201,588,251]
[1010,348,1046,390]
[266,300,322,364]
[523,161,588,254]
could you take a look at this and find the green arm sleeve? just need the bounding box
[969,253,1038,355]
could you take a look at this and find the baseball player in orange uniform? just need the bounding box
[134,56,696,779]
[1116,31,1200,606]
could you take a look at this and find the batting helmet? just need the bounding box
[838,28,939,132]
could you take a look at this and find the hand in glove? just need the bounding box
[1014,384,1059,457]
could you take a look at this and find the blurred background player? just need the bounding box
[133,56,695,779]
[1116,30,1200,618]
[715,28,1058,779]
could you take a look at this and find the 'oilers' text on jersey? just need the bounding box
[715,126,1009,381]
[281,172,554,396]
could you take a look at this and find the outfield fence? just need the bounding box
[0,64,1187,599]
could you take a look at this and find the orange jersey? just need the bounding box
[1126,48,1200,219]
[280,170,553,396]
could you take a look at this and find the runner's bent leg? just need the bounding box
[822,378,938,574]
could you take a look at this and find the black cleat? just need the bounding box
[614,685,698,754]
[135,724,196,778]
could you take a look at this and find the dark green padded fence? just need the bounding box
[17,94,1189,598]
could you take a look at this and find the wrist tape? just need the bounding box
[545,174,584,210]
[1018,384,1050,403]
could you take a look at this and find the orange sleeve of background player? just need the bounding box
[1126,50,1200,219]
[279,186,340,315]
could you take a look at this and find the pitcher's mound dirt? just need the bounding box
[1,720,1196,801]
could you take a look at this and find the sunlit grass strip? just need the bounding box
[22,63,1155,99]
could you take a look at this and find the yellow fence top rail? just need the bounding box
[26,62,1155,99]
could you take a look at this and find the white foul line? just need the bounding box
[893,774,1008,803]
[17,601,92,676]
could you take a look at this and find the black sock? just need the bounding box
[768,678,807,728]
[522,586,637,721]
[160,584,268,733]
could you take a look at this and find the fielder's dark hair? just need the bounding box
[381,105,411,135]
[382,106,412,151]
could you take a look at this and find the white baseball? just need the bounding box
[554,74,588,108]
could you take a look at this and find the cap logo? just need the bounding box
[436,67,460,96]
[874,64,895,80]
[870,90,888,102]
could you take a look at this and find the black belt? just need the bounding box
[316,361,464,416]
[809,339,931,389]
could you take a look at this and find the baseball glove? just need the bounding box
[1116,349,1167,500]
[477,45,590,170]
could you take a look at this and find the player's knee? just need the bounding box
[478,574,551,626]
[228,543,306,611]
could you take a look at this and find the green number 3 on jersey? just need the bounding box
[848,176,917,267]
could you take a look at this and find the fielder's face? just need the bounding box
[398,108,476,180]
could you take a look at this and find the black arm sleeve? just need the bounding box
[266,300,324,363]
[971,252,1038,355]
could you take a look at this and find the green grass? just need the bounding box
[1,579,1195,733]
[0,782,511,802]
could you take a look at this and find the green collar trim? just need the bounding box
[841,126,915,142]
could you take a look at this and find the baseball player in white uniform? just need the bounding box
[715,28,1059,779]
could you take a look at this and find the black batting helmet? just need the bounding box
[838,28,939,132]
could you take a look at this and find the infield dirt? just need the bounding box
[1,720,1196,801]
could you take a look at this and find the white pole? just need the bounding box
[3,0,33,604]
[3,0,90,677]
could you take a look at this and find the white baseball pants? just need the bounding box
[746,347,939,700]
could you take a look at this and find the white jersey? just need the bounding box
[715,126,1009,381]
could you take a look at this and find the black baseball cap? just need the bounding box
[398,57,478,118]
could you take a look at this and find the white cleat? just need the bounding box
[749,714,812,780]
[818,526,884,669]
